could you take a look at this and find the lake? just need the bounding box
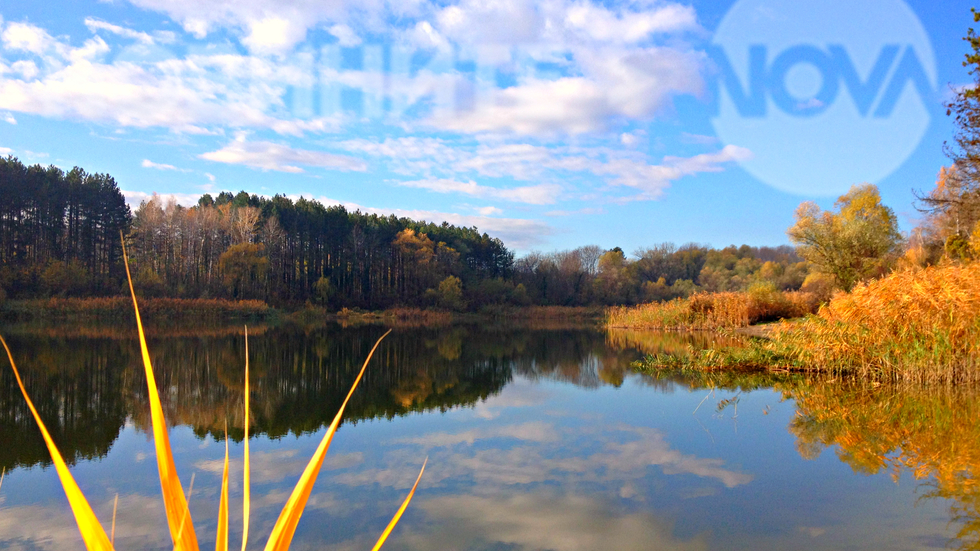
[0,323,976,550]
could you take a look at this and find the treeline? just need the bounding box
[0,155,813,310]
[0,157,131,299]
[126,191,512,309]
[511,243,806,306]
[130,191,807,309]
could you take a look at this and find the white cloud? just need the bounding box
[436,0,545,45]
[2,112,15,125]
[0,2,709,142]
[586,144,752,199]
[399,209,554,249]
[328,23,361,46]
[620,131,643,146]
[0,23,342,134]
[141,158,189,171]
[241,16,307,55]
[105,0,708,136]
[125,0,347,53]
[476,205,503,216]
[11,60,39,79]
[430,46,705,136]
[313,196,553,249]
[121,190,204,207]
[339,137,464,174]
[664,144,753,174]
[68,37,111,63]
[399,178,560,205]
[564,3,698,43]
[199,134,367,172]
[2,22,59,55]
[343,137,749,202]
[84,18,156,44]
[0,146,12,155]
[404,20,451,50]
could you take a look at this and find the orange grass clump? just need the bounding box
[0,238,425,550]
[607,286,817,331]
[773,262,980,383]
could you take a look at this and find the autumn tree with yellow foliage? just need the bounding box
[787,184,903,292]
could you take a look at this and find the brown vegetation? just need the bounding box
[772,262,980,383]
[636,262,980,384]
[2,296,272,321]
[606,283,818,331]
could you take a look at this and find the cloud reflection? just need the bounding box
[395,421,558,447]
[193,450,364,485]
[341,423,752,494]
[406,491,709,551]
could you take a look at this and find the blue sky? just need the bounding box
[0,0,972,253]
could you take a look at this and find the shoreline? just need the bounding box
[0,297,609,330]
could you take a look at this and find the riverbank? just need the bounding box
[1,296,274,322]
[0,298,607,332]
[633,262,980,384]
[289,304,606,329]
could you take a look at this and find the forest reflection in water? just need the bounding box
[0,323,651,471]
[0,323,979,550]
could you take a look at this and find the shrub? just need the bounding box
[800,272,835,303]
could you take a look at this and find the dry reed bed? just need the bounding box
[0,322,272,340]
[774,262,980,383]
[4,297,272,320]
[607,287,818,330]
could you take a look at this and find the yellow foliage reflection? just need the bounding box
[785,379,980,550]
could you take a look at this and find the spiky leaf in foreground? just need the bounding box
[263,329,391,551]
[0,335,114,551]
[122,239,199,551]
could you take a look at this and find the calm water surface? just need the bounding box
[0,323,976,550]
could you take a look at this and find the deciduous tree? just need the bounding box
[788,184,903,291]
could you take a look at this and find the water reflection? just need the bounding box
[788,380,980,551]
[0,324,644,470]
[651,369,980,551]
[0,325,978,550]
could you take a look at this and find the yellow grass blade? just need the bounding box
[111,494,118,546]
[263,329,392,551]
[241,326,251,551]
[216,427,230,551]
[0,335,114,551]
[174,473,196,550]
[121,237,199,551]
[369,458,427,551]
[0,467,5,494]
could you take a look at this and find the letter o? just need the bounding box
[767,45,838,117]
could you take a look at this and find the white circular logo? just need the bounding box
[711,0,937,195]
